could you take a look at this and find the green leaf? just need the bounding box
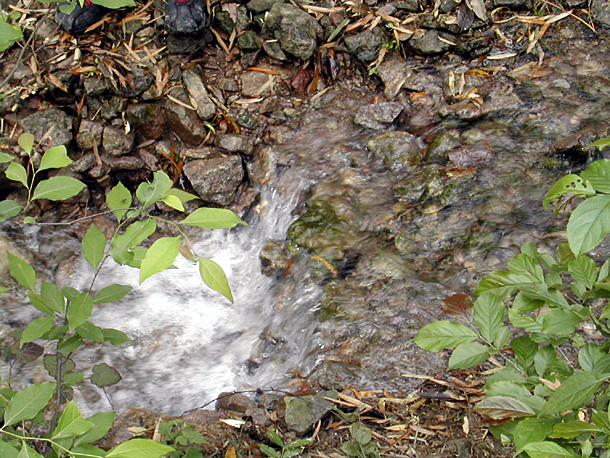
[267,429,284,447]
[198,257,234,303]
[23,216,36,224]
[5,162,29,188]
[448,342,493,369]
[541,309,581,336]
[540,371,609,416]
[0,441,19,458]
[473,396,535,420]
[592,138,610,152]
[543,174,596,209]
[508,309,542,333]
[63,372,85,386]
[32,176,86,201]
[0,200,23,221]
[43,354,75,378]
[549,421,602,439]
[18,132,35,155]
[0,151,15,163]
[53,400,94,439]
[8,252,36,292]
[111,219,156,265]
[21,316,54,347]
[485,381,532,399]
[74,411,115,446]
[102,328,130,346]
[578,344,610,373]
[522,441,577,458]
[581,159,610,194]
[161,194,184,212]
[67,293,94,331]
[508,254,545,283]
[77,321,104,342]
[136,171,173,209]
[40,281,66,314]
[511,336,537,368]
[91,363,121,388]
[91,0,136,9]
[105,438,175,458]
[82,224,106,271]
[139,236,181,284]
[476,270,534,298]
[513,418,555,453]
[17,442,44,458]
[167,188,199,203]
[567,255,597,288]
[94,284,132,304]
[567,194,610,256]
[180,208,247,229]
[0,20,23,52]
[259,444,280,458]
[38,145,72,171]
[71,444,107,458]
[106,182,132,222]
[413,320,477,352]
[4,380,55,426]
[473,292,505,343]
[57,335,82,353]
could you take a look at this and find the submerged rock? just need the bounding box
[366,131,424,170]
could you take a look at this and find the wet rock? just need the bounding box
[125,103,166,140]
[100,96,127,120]
[216,392,256,413]
[377,54,411,100]
[76,120,103,151]
[183,155,244,205]
[426,131,460,163]
[354,102,404,130]
[342,29,385,63]
[263,41,288,61]
[312,361,360,390]
[549,130,597,165]
[409,30,455,54]
[260,240,290,275]
[438,99,484,121]
[247,145,284,185]
[182,68,216,121]
[237,30,264,52]
[20,108,73,147]
[265,3,323,60]
[84,76,112,96]
[115,68,154,98]
[284,390,338,435]
[247,0,284,13]
[214,133,255,155]
[448,147,493,167]
[367,131,424,170]
[164,87,207,145]
[102,126,136,156]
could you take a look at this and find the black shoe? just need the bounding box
[56,0,109,34]
[165,0,207,34]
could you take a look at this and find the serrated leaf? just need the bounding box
[540,372,609,416]
[82,224,106,271]
[578,344,610,374]
[94,284,132,304]
[136,171,173,209]
[543,174,596,209]
[139,236,181,284]
[180,208,247,229]
[0,200,23,221]
[448,342,493,369]
[43,354,75,378]
[67,293,94,331]
[38,145,72,171]
[5,162,29,188]
[32,176,86,201]
[161,194,184,212]
[441,293,473,319]
[541,309,580,336]
[514,418,555,453]
[198,257,234,303]
[473,292,505,343]
[105,438,174,458]
[581,159,610,194]
[111,219,156,265]
[473,396,535,420]
[485,381,533,398]
[91,363,122,388]
[8,252,36,291]
[567,255,597,288]
[21,316,54,347]
[4,380,55,426]
[567,194,610,256]
[11,342,43,364]
[18,132,35,155]
[522,441,577,458]
[107,182,132,222]
[549,421,602,439]
[53,400,94,439]
[413,320,477,352]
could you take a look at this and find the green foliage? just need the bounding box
[0,133,248,457]
[258,429,313,458]
[414,151,610,457]
[0,11,23,53]
[157,419,208,458]
[341,424,380,458]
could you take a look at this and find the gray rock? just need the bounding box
[492,0,532,8]
[236,113,259,130]
[102,127,136,156]
[183,155,244,205]
[376,53,411,100]
[343,29,385,62]
[246,145,283,185]
[20,108,73,147]
[426,131,460,163]
[409,30,455,54]
[247,0,284,13]
[284,390,338,435]
[263,41,288,61]
[354,102,404,130]
[102,153,145,170]
[100,96,127,120]
[84,77,113,97]
[182,68,217,121]
[236,30,264,52]
[240,71,275,98]
[265,3,323,60]
[214,133,254,155]
[216,392,255,413]
[164,87,207,146]
[125,103,166,140]
[260,240,290,275]
[76,120,103,151]
[367,131,424,170]
[592,0,610,27]
[394,0,419,12]
[115,68,154,98]
[440,0,460,13]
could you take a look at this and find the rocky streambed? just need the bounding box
[1,0,610,428]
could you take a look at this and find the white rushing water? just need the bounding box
[67,185,323,416]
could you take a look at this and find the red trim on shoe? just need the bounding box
[83,0,92,6]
